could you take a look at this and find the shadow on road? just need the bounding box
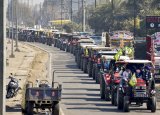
[6,104,22,112]
[62,81,95,84]
[62,92,99,97]
[63,88,99,91]
[64,102,112,107]
[62,97,103,102]
[58,76,88,78]
[66,106,121,113]
[55,71,85,74]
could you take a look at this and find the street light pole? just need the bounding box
[0,0,6,114]
[61,0,63,30]
[133,0,136,39]
[82,0,86,32]
[10,0,15,58]
[109,0,114,31]
[15,0,20,52]
[70,0,72,22]
[40,3,42,28]
[7,0,11,43]
[111,0,114,31]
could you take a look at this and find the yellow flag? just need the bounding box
[136,17,140,29]
[85,48,88,56]
[114,53,120,61]
[129,73,137,87]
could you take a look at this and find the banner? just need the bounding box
[146,16,160,29]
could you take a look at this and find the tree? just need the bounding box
[87,0,160,36]
[63,22,91,33]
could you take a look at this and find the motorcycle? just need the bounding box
[6,75,21,99]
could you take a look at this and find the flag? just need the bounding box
[129,73,137,87]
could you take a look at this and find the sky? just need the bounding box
[32,0,44,5]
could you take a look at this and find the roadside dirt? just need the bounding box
[27,48,48,85]
[6,42,49,115]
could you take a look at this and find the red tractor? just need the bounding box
[99,56,130,101]
[116,60,156,112]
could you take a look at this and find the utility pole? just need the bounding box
[40,3,42,28]
[46,0,48,26]
[0,0,6,114]
[78,0,80,13]
[95,0,96,8]
[52,0,54,21]
[70,0,72,22]
[82,0,86,32]
[133,0,136,39]
[111,0,114,31]
[78,0,80,23]
[10,0,15,58]
[61,0,63,30]
[15,0,20,52]
[28,0,29,26]
[8,0,10,38]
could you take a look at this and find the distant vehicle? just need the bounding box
[102,31,134,49]
[87,47,113,78]
[51,29,59,33]
[90,36,102,45]
[6,74,21,99]
[146,32,160,81]
[77,32,92,37]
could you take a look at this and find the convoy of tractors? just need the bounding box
[17,29,160,113]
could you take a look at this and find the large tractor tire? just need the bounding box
[82,58,86,72]
[75,54,77,62]
[123,96,130,112]
[80,58,83,70]
[83,58,87,73]
[88,61,93,77]
[111,91,115,105]
[150,96,156,112]
[92,64,96,80]
[114,92,117,106]
[26,101,34,115]
[117,91,123,110]
[100,75,105,99]
[52,103,60,115]
[95,68,100,84]
[111,90,117,106]
[147,101,151,110]
[77,56,80,66]
[104,84,111,101]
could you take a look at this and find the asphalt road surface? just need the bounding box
[30,42,160,115]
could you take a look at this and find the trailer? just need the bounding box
[146,32,160,81]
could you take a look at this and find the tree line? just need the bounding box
[87,0,160,36]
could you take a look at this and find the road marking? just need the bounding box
[60,107,65,115]
[49,53,52,79]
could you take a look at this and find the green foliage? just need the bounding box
[88,0,160,36]
[63,22,91,33]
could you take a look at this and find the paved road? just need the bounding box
[31,42,160,115]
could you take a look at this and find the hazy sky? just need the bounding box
[32,0,44,5]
